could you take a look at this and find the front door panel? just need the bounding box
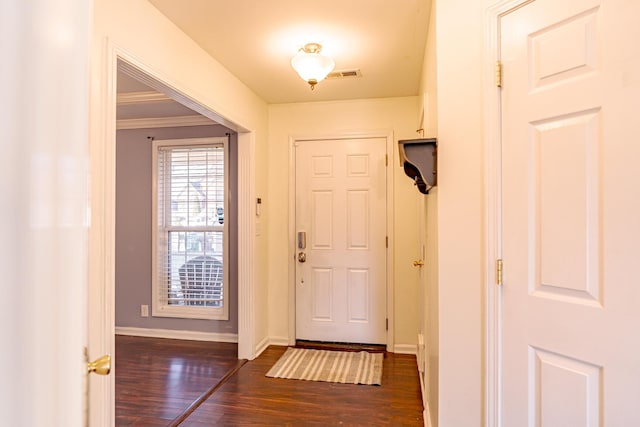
[295,138,387,344]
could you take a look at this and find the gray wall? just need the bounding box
[115,125,238,334]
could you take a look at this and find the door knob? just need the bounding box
[413,260,424,267]
[298,252,306,263]
[87,354,111,376]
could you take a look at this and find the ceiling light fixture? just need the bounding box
[291,43,335,90]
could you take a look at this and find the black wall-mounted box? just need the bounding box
[398,137,437,194]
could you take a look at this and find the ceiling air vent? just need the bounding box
[326,69,363,79]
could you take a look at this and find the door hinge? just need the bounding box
[385,154,388,166]
[386,318,389,331]
[496,259,503,285]
[496,61,503,88]
[385,236,388,248]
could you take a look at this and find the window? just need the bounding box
[152,137,228,320]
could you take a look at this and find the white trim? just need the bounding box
[93,44,257,426]
[424,403,434,427]
[287,131,395,350]
[237,131,256,360]
[393,344,418,355]
[114,51,255,361]
[87,36,118,427]
[484,1,533,426]
[484,2,502,424]
[117,90,172,105]
[116,115,215,130]
[115,327,238,343]
[267,336,291,347]
[416,333,425,373]
[255,336,271,358]
[150,137,229,321]
[385,130,395,353]
[255,336,290,358]
[287,136,297,346]
[116,59,247,133]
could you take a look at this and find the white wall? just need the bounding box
[435,0,492,425]
[87,0,495,424]
[267,97,422,348]
[90,0,269,423]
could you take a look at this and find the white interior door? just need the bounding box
[1,1,95,425]
[295,137,387,344]
[500,0,640,425]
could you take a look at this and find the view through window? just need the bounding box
[153,138,228,320]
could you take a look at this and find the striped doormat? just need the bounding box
[265,347,383,386]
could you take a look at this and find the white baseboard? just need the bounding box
[115,326,238,343]
[255,336,270,358]
[268,336,291,347]
[253,336,292,358]
[417,333,425,373]
[424,401,434,427]
[394,344,418,355]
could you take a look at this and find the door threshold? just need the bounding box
[295,340,386,353]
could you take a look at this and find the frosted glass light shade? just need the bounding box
[290,43,335,89]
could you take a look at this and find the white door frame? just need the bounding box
[287,132,395,351]
[483,1,534,426]
[90,39,257,425]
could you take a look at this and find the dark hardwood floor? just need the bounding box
[115,335,240,426]
[116,336,424,426]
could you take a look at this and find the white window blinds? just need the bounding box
[153,139,228,320]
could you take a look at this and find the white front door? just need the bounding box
[500,0,640,425]
[295,137,388,344]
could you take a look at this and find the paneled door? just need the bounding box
[295,137,387,344]
[500,0,640,425]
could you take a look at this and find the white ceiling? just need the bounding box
[147,0,432,104]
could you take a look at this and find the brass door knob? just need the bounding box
[87,354,111,376]
[413,260,424,267]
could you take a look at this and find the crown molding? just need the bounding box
[116,115,216,130]
[116,90,172,105]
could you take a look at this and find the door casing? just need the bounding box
[91,41,258,426]
[483,1,535,425]
[287,132,396,351]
